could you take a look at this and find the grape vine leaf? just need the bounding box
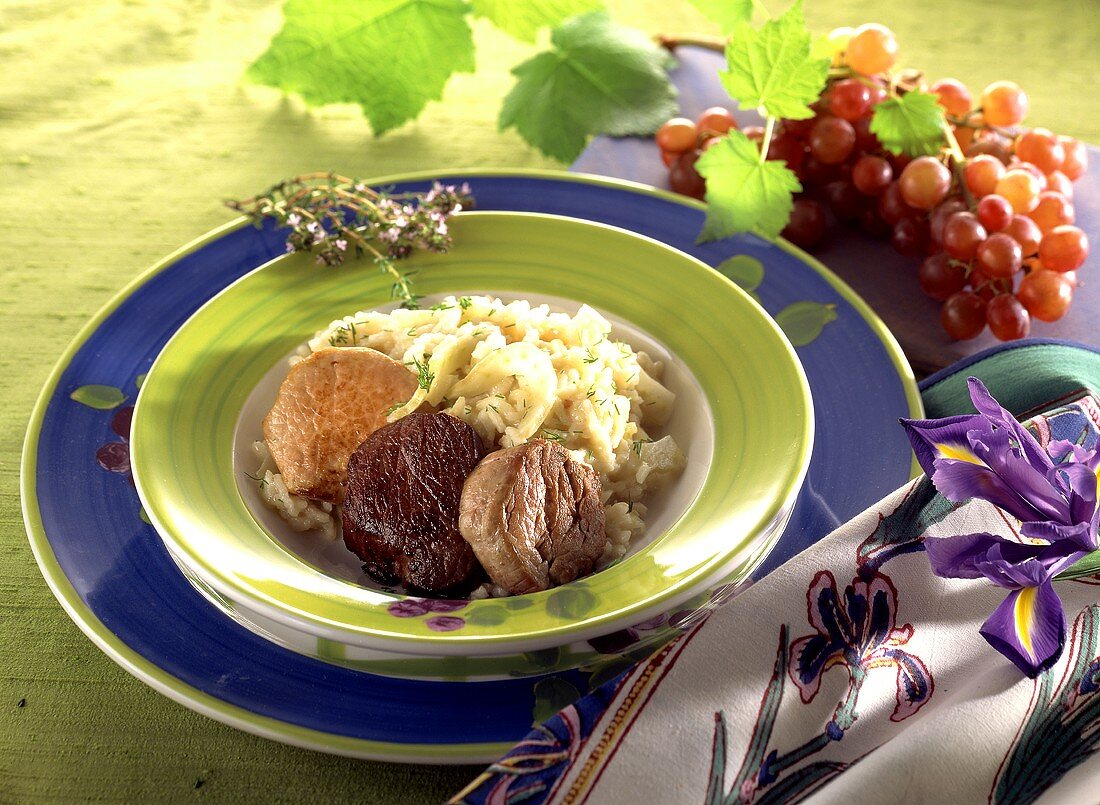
[499,12,678,162]
[246,0,475,136]
[687,0,754,33]
[719,0,829,120]
[870,90,946,156]
[472,0,605,42]
[696,131,801,242]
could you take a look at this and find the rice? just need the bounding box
[259,295,685,574]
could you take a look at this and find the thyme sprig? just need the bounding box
[226,173,473,309]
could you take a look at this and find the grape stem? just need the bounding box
[940,119,966,163]
[654,33,726,52]
[759,113,776,165]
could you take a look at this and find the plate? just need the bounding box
[22,170,921,763]
[132,211,812,658]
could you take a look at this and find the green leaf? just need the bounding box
[870,90,946,156]
[246,0,475,135]
[532,677,581,724]
[465,605,508,626]
[586,657,634,690]
[70,384,126,410]
[687,0,754,34]
[472,0,604,42]
[715,254,765,291]
[134,373,147,389]
[719,1,829,120]
[499,12,679,162]
[775,301,838,346]
[696,132,801,242]
[503,596,535,610]
[546,585,598,619]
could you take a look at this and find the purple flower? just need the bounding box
[789,571,933,722]
[901,377,1100,677]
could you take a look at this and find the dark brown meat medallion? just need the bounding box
[459,439,606,595]
[342,412,487,593]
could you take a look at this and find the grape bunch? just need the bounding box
[655,23,1090,342]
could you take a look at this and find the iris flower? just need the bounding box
[901,377,1100,677]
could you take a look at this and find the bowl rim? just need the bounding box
[130,209,815,653]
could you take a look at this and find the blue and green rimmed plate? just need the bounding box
[21,170,922,763]
[131,210,813,656]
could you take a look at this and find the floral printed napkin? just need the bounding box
[453,394,1100,804]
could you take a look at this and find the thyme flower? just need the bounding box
[227,173,473,308]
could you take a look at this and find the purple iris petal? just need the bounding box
[968,427,1069,522]
[966,377,1053,473]
[900,414,983,478]
[923,532,1016,580]
[931,457,1053,525]
[1021,519,1096,554]
[979,580,1065,678]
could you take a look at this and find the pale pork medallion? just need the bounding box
[255,295,687,597]
[460,440,606,595]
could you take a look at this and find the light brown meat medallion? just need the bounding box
[459,439,606,595]
[262,347,417,503]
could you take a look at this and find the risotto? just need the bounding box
[256,295,686,575]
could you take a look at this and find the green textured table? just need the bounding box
[3,1,1097,801]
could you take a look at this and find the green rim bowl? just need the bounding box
[131,211,814,655]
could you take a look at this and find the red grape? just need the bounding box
[852,155,892,196]
[781,198,827,249]
[743,126,765,143]
[669,150,706,199]
[696,107,737,136]
[1046,171,1074,199]
[1014,161,1049,191]
[964,155,1005,197]
[852,116,880,152]
[1058,136,1088,181]
[930,198,969,244]
[783,117,817,139]
[1062,270,1079,289]
[976,195,1014,233]
[809,117,856,164]
[941,292,988,339]
[878,182,919,226]
[953,124,976,152]
[1027,191,1074,234]
[919,254,968,301]
[930,78,972,117]
[823,180,864,222]
[660,150,679,167]
[847,23,899,75]
[1005,215,1043,256]
[965,139,1013,165]
[699,136,723,152]
[898,157,951,209]
[892,217,930,256]
[995,169,1041,213]
[1015,128,1064,175]
[976,233,1024,278]
[981,81,1029,127]
[798,155,839,185]
[1018,270,1074,321]
[767,134,807,172]
[830,79,873,121]
[942,212,987,260]
[656,118,697,153]
[987,294,1031,341]
[1038,225,1089,272]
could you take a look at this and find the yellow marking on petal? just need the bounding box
[936,442,984,465]
[1015,586,1038,659]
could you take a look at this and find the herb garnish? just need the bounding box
[227,174,472,309]
[412,356,435,391]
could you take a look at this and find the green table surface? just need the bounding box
[3,1,1098,801]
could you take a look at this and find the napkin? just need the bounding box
[452,343,1100,805]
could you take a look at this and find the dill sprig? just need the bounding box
[412,356,435,391]
[226,173,473,309]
